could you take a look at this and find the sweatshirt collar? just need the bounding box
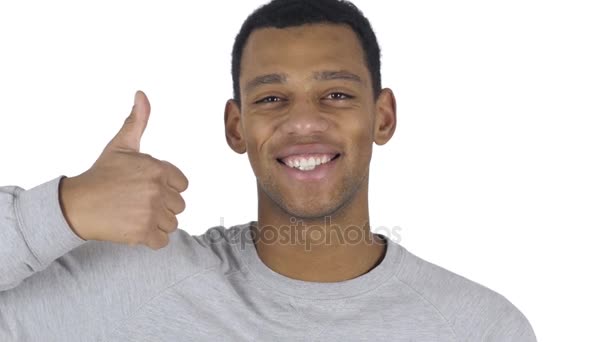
[236,221,403,300]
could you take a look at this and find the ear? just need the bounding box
[373,88,397,145]
[224,99,247,154]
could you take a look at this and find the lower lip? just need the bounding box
[278,156,340,181]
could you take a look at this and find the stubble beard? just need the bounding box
[257,163,369,222]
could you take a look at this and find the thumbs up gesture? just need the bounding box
[59,91,189,250]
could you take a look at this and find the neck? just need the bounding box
[254,184,387,282]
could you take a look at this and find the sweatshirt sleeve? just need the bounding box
[481,304,537,342]
[0,176,213,341]
[0,175,87,291]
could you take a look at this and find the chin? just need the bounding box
[257,165,363,222]
[279,197,344,221]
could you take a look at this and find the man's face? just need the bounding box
[226,23,395,220]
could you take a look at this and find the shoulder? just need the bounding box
[394,248,536,341]
[61,228,220,286]
[71,224,245,278]
[54,224,245,299]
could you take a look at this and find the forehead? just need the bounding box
[240,23,368,83]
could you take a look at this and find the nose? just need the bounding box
[279,99,329,136]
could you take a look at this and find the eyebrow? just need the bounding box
[313,70,363,83]
[244,73,287,92]
[244,70,363,92]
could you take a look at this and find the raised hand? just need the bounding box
[59,91,189,250]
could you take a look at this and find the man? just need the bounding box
[0,0,536,340]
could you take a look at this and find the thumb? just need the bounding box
[109,90,151,152]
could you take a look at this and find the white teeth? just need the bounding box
[281,154,335,171]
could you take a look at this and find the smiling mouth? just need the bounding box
[277,153,341,171]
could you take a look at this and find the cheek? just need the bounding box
[349,117,374,143]
[344,120,375,166]
[243,120,276,168]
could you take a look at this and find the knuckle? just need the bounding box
[149,233,169,250]
[143,217,157,232]
[176,196,186,214]
[138,152,153,161]
[150,164,165,180]
[171,216,179,232]
[140,157,163,178]
[145,184,163,203]
[181,176,189,192]
[148,242,161,250]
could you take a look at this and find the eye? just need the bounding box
[254,96,283,104]
[325,92,353,100]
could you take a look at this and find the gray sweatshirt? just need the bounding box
[0,175,536,341]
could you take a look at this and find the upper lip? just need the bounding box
[275,143,341,160]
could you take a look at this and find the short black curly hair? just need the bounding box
[231,0,382,106]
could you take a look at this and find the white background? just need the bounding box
[1,0,607,340]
